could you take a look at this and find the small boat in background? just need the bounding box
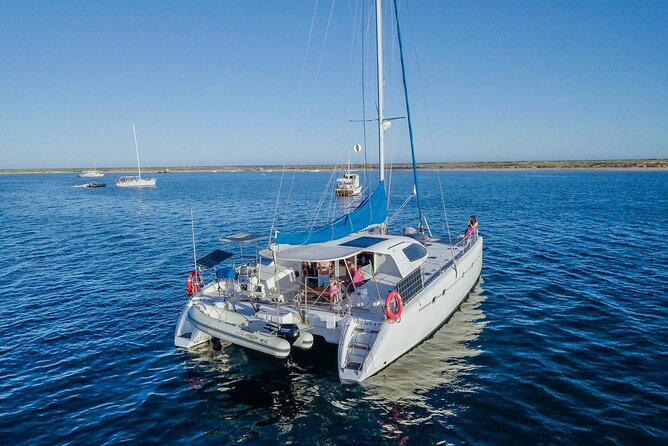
[73,182,107,188]
[116,125,157,188]
[335,171,362,196]
[336,149,364,197]
[79,161,104,178]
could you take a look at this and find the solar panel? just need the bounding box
[196,249,234,269]
[339,236,385,248]
[396,267,424,304]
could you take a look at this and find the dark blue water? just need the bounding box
[1,170,666,445]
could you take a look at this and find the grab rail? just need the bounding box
[423,231,479,288]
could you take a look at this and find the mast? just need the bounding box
[132,124,142,179]
[375,0,385,183]
[393,0,424,229]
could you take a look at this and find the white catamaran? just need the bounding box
[116,125,156,188]
[174,0,483,383]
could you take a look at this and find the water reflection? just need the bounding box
[363,281,487,411]
[180,281,487,443]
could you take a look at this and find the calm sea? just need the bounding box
[0,170,666,445]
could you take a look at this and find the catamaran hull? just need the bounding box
[338,237,483,382]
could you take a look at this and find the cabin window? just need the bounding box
[402,243,427,262]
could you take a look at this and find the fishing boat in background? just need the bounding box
[335,171,362,196]
[335,146,364,197]
[116,125,156,188]
[79,161,104,178]
[174,0,483,383]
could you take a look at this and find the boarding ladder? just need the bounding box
[344,327,379,371]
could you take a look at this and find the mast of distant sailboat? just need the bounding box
[132,124,142,180]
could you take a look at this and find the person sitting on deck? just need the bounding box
[328,273,339,309]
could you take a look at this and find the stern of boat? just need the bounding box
[174,300,212,349]
[337,317,383,382]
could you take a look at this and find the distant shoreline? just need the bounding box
[1,159,666,174]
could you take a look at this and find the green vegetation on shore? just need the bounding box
[1,159,666,174]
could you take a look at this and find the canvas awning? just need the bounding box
[260,244,363,263]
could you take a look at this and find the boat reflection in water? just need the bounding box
[364,281,486,406]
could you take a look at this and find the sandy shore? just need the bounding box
[1,159,666,174]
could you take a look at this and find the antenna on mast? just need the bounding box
[191,208,197,272]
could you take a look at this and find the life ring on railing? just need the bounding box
[385,290,403,321]
[186,271,202,297]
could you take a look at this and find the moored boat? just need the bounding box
[174,0,483,383]
[116,125,156,188]
[73,182,107,188]
[335,172,363,196]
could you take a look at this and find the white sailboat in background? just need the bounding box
[174,0,483,383]
[79,161,104,178]
[116,125,156,188]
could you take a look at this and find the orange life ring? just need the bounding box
[385,290,403,321]
[186,270,202,297]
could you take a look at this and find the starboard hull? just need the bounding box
[338,237,483,382]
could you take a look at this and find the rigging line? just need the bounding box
[305,0,337,116]
[280,170,298,222]
[291,0,320,130]
[272,0,321,240]
[270,164,288,241]
[404,1,455,248]
[340,0,364,161]
[307,166,339,230]
[392,0,424,230]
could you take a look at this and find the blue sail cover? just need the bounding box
[275,182,388,246]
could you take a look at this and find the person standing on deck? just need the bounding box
[317,261,332,287]
[328,273,339,309]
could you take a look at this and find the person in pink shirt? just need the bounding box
[353,266,365,286]
[465,215,478,238]
[328,273,339,309]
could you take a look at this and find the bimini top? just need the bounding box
[274,181,387,246]
[262,244,363,263]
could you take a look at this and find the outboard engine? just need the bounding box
[277,324,300,343]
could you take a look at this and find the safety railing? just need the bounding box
[423,231,479,288]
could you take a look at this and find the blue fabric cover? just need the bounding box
[216,267,236,279]
[275,182,388,246]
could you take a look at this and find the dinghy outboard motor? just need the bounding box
[277,324,300,343]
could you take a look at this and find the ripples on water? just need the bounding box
[0,171,666,445]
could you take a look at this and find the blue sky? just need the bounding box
[1,0,666,169]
